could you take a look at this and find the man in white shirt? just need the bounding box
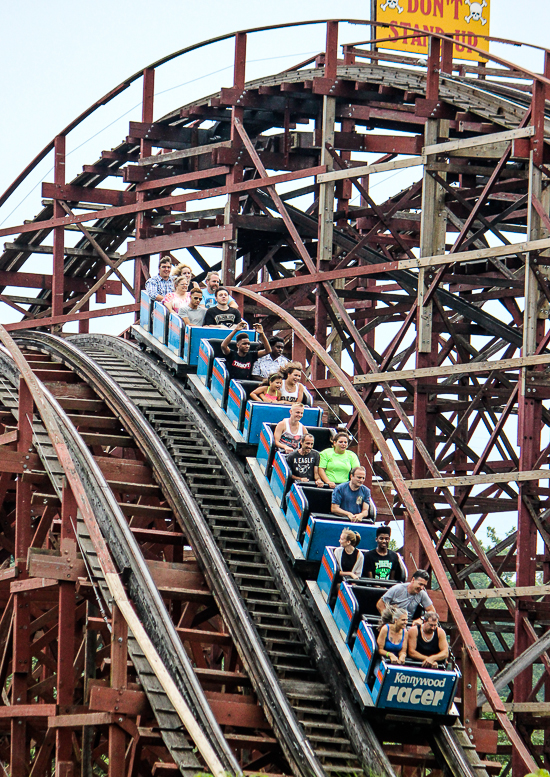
[252,337,289,378]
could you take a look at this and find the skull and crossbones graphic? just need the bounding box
[464,0,488,25]
[380,0,404,12]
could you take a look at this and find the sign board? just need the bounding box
[375,0,490,61]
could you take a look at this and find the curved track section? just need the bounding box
[15,330,397,777]
[0,56,545,345]
[0,342,240,777]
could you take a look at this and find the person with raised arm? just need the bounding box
[220,323,271,381]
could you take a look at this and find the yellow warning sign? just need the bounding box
[375,0,490,61]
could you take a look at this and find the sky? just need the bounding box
[2,0,550,234]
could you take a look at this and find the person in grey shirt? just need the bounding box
[179,288,207,326]
[376,570,435,625]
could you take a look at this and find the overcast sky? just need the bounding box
[2,0,549,230]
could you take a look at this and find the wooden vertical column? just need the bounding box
[417,37,447,354]
[52,135,66,328]
[314,22,338,382]
[222,33,247,287]
[134,68,155,317]
[409,38,448,572]
[462,649,478,748]
[11,379,34,777]
[56,485,77,777]
[514,79,547,774]
[108,605,128,777]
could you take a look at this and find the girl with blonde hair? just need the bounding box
[334,529,364,579]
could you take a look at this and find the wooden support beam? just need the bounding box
[454,584,550,600]
[381,468,550,490]
[0,270,122,294]
[137,141,232,166]
[481,702,550,715]
[0,431,18,446]
[42,184,136,207]
[126,225,234,258]
[316,155,424,184]
[2,303,139,332]
[354,353,550,385]
[423,125,535,157]
[0,705,56,718]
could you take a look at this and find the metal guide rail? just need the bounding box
[16,330,395,777]
[14,330,495,777]
[0,347,239,777]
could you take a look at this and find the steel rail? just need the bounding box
[65,333,489,777]
[0,326,240,777]
[17,329,397,777]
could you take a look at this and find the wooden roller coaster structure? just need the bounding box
[0,17,550,777]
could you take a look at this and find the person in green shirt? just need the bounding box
[318,432,360,488]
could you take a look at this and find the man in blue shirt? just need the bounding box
[331,467,376,523]
[145,257,174,301]
[201,271,238,309]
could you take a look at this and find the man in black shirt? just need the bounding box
[204,287,243,328]
[407,613,449,668]
[221,323,271,381]
[286,434,323,487]
[363,526,403,581]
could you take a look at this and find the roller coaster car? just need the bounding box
[284,488,377,561]
[312,560,460,720]
[318,546,393,612]
[135,292,259,376]
[227,381,314,435]
[197,337,260,390]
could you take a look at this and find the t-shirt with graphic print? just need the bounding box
[203,306,242,328]
[331,482,372,516]
[363,548,401,581]
[286,450,320,481]
[226,351,260,381]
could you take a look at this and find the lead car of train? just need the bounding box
[134,292,461,726]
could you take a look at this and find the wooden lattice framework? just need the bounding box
[1,18,550,776]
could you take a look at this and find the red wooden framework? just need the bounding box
[1,18,550,775]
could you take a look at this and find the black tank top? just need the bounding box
[341,548,359,573]
[415,625,439,656]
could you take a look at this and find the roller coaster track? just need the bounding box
[3,21,550,772]
[7,329,492,777]
[0,340,240,777]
